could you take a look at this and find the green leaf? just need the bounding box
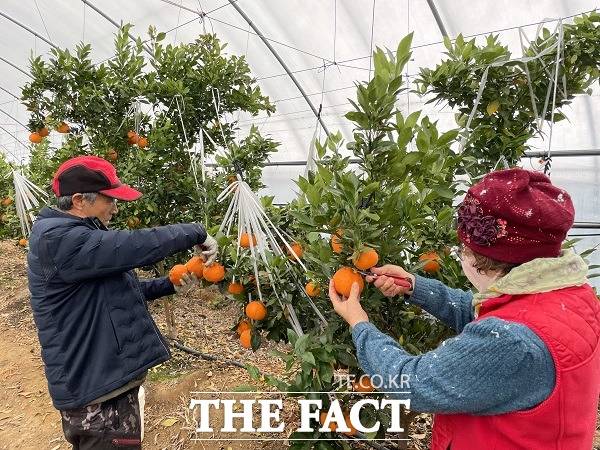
[416,130,430,152]
[405,110,421,128]
[287,329,299,347]
[232,384,258,392]
[437,129,459,147]
[432,185,455,199]
[301,351,316,365]
[245,364,261,381]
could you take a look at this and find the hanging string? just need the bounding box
[406,0,410,113]
[333,0,338,63]
[33,0,53,44]
[12,170,48,237]
[458,21,563,153]
[367,0,376,79]
[544,19,564,176]
[82,1,86,42]
[305,61,327,177]
[174,0,184,43]
[217,179,328,333]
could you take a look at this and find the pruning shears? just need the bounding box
[356,270,413,290]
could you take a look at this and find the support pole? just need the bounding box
[0,57,32,78]
[0,86,19,99]
[80,0,153,55]
[0,108,27,129]
[425,0,449,37]
[0,10,58,49]
[226,0,330,137]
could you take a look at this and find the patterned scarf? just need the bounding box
[472,249,589,316]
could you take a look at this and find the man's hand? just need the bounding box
[328,280,369,328]
[173,273,199,295]
[196,234,218,265]
[367,265,415,298]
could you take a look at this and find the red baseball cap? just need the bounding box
[52,156,142,201]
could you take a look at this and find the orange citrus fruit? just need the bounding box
[169,264,189,285]
[353,375,375,393]
[288,242,303,259]
[56,122,70,133]
[29,132,42,144]
[137,136,148,148]
[127,130,139,145]
[332,267,365,298]
[228,282,245,295]
[236,320,251,335]
[203,263,225,283]
[353,248,379,271]
[419,251,441,273]
[106,149,118,161]
[239,233,256,248]
[331,229,343,253]
[185,256,205,278]
[38,127,49,137]
[245,301,267,321]
[1,197,13,207]
[18,238,28,247]
[319,411,337,432]
[240,329,252,349]
[305,282,320,297]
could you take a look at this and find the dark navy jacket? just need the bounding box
[27,207,207,410]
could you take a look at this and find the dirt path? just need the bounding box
[0,321,66,449]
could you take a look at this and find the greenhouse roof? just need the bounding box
[0,0,599,215]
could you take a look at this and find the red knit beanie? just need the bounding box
[457,168,575,264]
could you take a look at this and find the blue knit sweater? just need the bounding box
[351,275,555,415]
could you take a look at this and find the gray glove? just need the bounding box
[173,273,199,294]
[195,233,218,266]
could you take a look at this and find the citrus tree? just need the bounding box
[416,11,600,174]
[19,25,276,336]
[235,18,600,447]
[216,36,467,448]
[21,24,274,232]
[0,153,20,239]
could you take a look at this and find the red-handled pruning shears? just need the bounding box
[356,270,413,290]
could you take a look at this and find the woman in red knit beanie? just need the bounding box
[329,168,600,449]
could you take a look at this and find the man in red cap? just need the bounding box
[328,168,600,449]
[28,156,218,449]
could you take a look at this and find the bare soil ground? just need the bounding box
[0,239,598,450]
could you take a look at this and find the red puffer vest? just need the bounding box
[431,285,600,450]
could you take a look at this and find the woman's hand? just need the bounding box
[328,280,369,328]
[367,265,415,298]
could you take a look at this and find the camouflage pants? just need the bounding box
[60,387,142,449]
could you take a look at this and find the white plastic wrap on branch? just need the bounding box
[459,21,565,154]
[218,178,328,335]
[304,124,320,177]
[174,95,203,194]
[12,170,48,237]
